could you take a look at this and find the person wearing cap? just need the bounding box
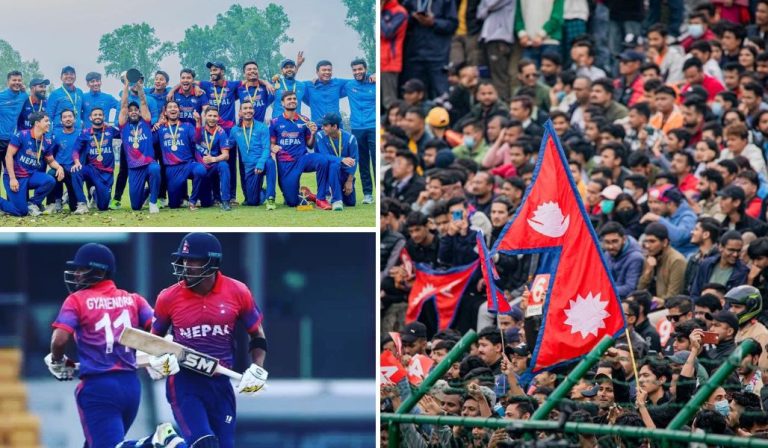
[425,106,463,148]
[638,222,687,306]
[719,185,768,237]
[17,78,49,131]
[314,112,358,208]
[641,185,697,257]
[269,90,342,210]
[341,58,376,205]
[694,310,740,373]
[81,72,119,130]
[271,53,307,119]
[681,57,725,103]
[230,100,276,210]
[400,321,428,356]
[689,231,748,301]
[0,70,29,178]
[0,111,64,217]
[47,66,84,132]
[614,50,646,107]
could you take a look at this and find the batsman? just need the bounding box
[150,232,268,448]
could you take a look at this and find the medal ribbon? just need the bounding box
[92,129,105,159]
[329,133,343,158]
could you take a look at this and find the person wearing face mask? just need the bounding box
[612,193,646,239]
[452,119,488,163]
[680,12,717,52]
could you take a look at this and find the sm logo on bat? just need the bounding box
[180,350,218,376]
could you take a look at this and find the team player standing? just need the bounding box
[47,234,268,448]
[0,54,376,217]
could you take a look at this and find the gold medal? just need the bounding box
[171,144,178,151]
[97,155,103,162]
[133,142,139,149]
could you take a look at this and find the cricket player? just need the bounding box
[118,80,161,213]
[71,107,121,213]
[0,71,30,177]
[173,69,209,126]
[46,109,81,213]
[269,90,343,210]
[81,72,119,129]
[150,232,268,448]
[45,243,178,448]
[271,55,307,118]
[47,66,83,131]
[235,61,274,200]
[17,78,48,131]
[195,106,232,211]
[0,111,65,216]
[342,58,376,205]
[229,100,276,209]
[313,112,358,207]
[301,60,348,123]
[153,99,204,210]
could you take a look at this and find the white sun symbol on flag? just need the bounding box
[563,292,610,339]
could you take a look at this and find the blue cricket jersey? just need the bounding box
[302,78,348,122]
[269,112,312,163]
[145,86,170,115]
[0,88,29,140]
[52,127,80,167]
[231,121,270,172]
[195,126,230,169]
[236,83,274,123]
[314,129,358,176]
[17,97,46,131]
[271,77,306,118]
[342,78,376,130]
[119,120,155,168]
[81,91,120,128]
[200,80,241,129]
[153,121,196,166]
[75,126,121,173]
[174,90,209,125]
[48,85,84,130]
[6,129,54,177]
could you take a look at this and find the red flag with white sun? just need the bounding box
[492,121,626,374]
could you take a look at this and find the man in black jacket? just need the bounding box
[689,231,749,301]
[401,0,458,99]
[719,185,768,237]
[384,150,426,205]
[701,311,739,374]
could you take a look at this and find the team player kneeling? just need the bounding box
[46,233,268,447]
[0,55,376,217]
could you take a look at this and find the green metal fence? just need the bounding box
[381,333,766,447]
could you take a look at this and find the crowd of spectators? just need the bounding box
[381,0,768,445]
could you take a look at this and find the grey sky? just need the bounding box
[4,0,366,97]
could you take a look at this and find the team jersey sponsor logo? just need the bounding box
[178,324,231,339]
[85,295,136,310]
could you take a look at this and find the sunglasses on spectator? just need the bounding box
[523,73,539,78]
[668,314,684,322]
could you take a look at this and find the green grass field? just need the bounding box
[0,170,374,227]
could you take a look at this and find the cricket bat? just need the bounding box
[119,327,242,381]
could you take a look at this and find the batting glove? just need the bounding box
[147,353,180,379]
[44,353,77,381]
[236,364,268,395]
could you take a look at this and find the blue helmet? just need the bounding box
[171,233,222,287]
[64,243,116,293]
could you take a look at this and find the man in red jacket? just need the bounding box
[382,0,408,111]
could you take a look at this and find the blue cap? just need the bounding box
[172,232,223,260]
[280,59,296,69]
[66,243,116,275]
[321,112,342,126]
[29,78,49,87]
[206,61,225,70]
[85,72,101,82]
[617,50,645,62]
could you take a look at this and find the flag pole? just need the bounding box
[624,328,640,388]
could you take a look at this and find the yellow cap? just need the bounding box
[426,107,450,128]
